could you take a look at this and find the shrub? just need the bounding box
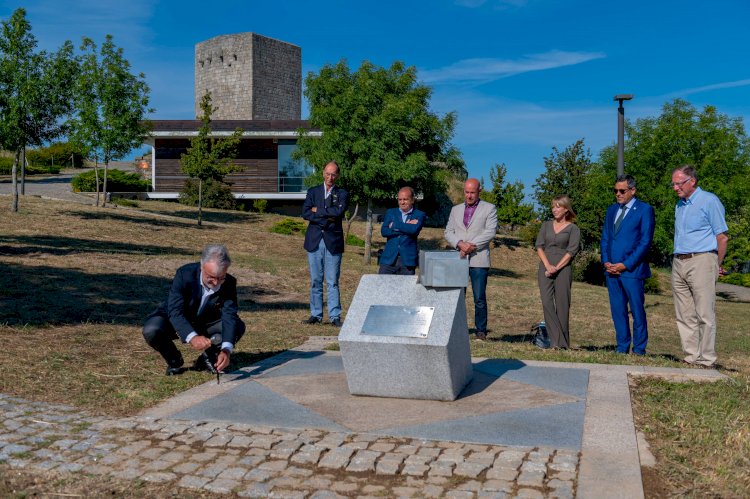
[644,274,662,294]
[572,250,605,286]
[252,199,268,213]
[71,169,150,192]
[112,198,139,208]
[179,179,236,209]
[518,220,543,247]
[346,234,365,247]
[26,142,85,168]
[0,157,61,175]
[720,273,750,288]
[270,218,306,235]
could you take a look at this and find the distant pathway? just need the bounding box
[0,173,96,205]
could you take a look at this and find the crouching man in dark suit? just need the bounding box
[143,244,245,375]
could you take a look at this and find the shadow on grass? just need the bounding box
[0,235,194,257]
[139,209,261,225]
[60,209,203,229]
[489,268,521,278]
[238,286,308,311]
[494,236,523,250]
[0,262,171,326]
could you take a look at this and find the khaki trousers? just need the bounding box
[671,252,718,366]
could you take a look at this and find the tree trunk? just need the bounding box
[345,203,359,242]
[94,158,100,207]
[102,160,109,207]
[11,149,19,213]
[364,199,373,265]
[198,178,203,226]
[20,146,26,195]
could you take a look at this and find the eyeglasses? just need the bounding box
[613,188,632,194]
[670,178,692,188]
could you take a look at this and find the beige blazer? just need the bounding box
[444,200,498,268]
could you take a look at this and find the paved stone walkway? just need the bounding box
[0,393,578,498]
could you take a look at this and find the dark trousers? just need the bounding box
[142,313,245,367]
[469,267,489,333]
[378,255,416,275]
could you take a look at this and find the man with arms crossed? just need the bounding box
[379,186,425,275]
[302,161,350,327]
[445,178,498,340]
[671,164,729,367]
[601,174,655,355]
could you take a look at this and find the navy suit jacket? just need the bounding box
[600,198,655,280]
[380,207,426,267]
[302,184,350,254]
[152,262,243,344]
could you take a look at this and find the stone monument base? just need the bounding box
[338,275,472,401]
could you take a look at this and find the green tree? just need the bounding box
[597,99,750,262]
[533,139,607,246]
[0,8,77,212]
[497,180,535,230]
[67,35,151,207]
[294,59,465,263]
[179,92,242,226]
[484,163,534,229]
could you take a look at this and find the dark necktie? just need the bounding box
[614,205,627,233]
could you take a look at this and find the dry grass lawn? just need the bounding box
[1,195,749,497]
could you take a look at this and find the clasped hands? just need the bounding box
[604,262,626,276]
[457,241,477,258]
[189,335,230,372]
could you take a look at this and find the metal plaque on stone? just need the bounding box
[361,305,434,338]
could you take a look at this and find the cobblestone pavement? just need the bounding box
[0,393,578,498]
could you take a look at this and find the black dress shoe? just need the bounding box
[475,331,487,341]
[302,316,322,324]
[331,317,342,327]
[165,357,184,376]
[166,366,185,376]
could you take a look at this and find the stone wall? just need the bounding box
[195,33,301,120]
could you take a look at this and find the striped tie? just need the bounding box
[614,205,627,233]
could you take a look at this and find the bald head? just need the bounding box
[397,186,415,213]
[463,178,481,206]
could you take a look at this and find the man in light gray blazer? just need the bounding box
[445,178,498,340]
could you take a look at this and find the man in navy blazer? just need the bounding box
[601,174,655,355]
[302,161,350,326]
[143,244,245,375]
[379,186,425,275]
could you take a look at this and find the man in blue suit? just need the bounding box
[601,174,655,355]
[379,186,425,275]
[302,161,350,327]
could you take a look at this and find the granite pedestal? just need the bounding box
[338,274,473,401]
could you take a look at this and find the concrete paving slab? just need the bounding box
[163,351,589,450]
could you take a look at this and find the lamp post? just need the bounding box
[613,94,633,176]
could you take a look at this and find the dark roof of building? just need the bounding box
[148,120,317,133]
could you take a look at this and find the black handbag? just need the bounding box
[530,321,550,349]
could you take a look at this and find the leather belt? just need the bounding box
[674,250,717,260]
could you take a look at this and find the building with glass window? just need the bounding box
[143,33,317,200]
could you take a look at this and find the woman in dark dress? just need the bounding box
[535,195,581,349]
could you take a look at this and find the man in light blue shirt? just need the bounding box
[671,165,729,367]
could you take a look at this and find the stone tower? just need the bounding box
[195,33,301,120]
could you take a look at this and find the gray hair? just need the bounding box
[673,164,697,181]
[201,244,231,269]
[615,174,636,189]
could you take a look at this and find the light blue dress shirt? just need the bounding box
[673,187,728,254]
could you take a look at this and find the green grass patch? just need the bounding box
[270,217,306,235]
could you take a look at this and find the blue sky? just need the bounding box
[3,0,750,194]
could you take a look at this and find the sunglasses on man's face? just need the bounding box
[613,188,632,194]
